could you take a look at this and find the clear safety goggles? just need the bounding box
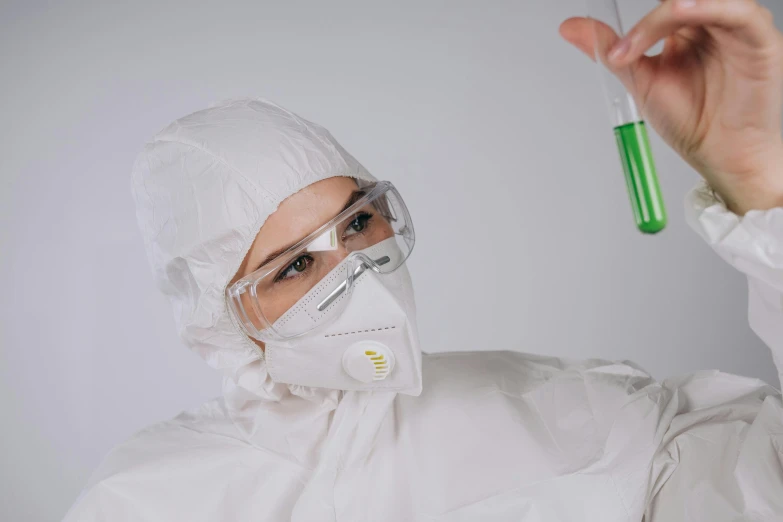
[226,180,415,341]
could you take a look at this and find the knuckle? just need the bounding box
[735,2,756,20]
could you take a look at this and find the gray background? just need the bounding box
[2,0,782,520]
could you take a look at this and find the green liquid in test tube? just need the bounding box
[614,121,666,233]
[588,0,667,234]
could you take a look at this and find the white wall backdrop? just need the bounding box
[2,1,782,520]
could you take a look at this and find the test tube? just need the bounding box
[587,0,667,234]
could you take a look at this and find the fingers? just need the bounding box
[559,15,657,100]
[559,16,627,65]
[609,0,779,67]
[559,17,598,61]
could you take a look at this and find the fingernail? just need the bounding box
[678,0,697,8]
[609,37,631,62]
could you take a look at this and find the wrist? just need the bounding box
[714,146,783,216]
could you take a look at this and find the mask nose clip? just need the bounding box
[342,341,396,383]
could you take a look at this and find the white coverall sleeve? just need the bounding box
[644,183,783,521]
[685,182,783,386]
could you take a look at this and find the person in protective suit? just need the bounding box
[65,3,783,521]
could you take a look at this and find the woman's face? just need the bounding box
[231,176,393,350]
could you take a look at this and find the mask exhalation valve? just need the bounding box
[342,341,396,383]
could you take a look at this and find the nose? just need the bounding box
[334,243,350,257]
[315,244,351,275]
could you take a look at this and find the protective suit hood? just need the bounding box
[132,97,378,394]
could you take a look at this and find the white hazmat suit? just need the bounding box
[65,98,783,522]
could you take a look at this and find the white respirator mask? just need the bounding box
[226,181,422,395]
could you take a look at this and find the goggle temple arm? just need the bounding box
[316,255,391,312]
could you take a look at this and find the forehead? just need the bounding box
[244,176,359,270]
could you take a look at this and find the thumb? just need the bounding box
[559,17,599,61]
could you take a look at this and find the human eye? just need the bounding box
[342,211,374,238]
[274,254,314,282]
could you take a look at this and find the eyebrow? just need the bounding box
[251,189,367,273]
